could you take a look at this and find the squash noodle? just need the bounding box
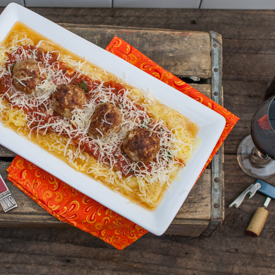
[0,22,199,210]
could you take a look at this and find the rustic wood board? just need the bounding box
[0,24,216,237]
[59,24,212,79]
[3,7,274,275]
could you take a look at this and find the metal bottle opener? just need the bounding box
[229,179,275,237]
[229,179,275,208]
[229,182,261,208]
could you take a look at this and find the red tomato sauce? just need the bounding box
[0,46,180,177]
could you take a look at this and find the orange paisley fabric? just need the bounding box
[7,156,147,250]
[7,36,239,250]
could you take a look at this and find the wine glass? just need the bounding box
[237,95,275,179]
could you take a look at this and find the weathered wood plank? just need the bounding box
[223,53,275,82]
[3,7,272,85]
[0,146,14,158]
[167,220,209,237]
[60,17,275,83]
[1,7,274,275]
[2,7,274,83]
[18,8,275,40]
[223,38,275,55]
[60,24,212,78]
[1,223,275,275]
[223,80,266,154]
[2,8,275,41]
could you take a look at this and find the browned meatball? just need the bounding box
[13,59,46,94]
[52,84,86,118]
[123,128,160,163]
[88,103,122,138]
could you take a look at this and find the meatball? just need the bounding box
[88,102,122,138]
[13,59,46,94]
[123,128,160,163]
[52,84,86,118]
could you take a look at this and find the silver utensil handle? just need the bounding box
[229,183,261,208]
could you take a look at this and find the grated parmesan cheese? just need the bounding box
[0,29,198,209]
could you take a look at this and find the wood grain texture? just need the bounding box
[60,24,212,78]
[20,8,275,83]
[1,6,272,275]
[13,8,275,39]
[223,80,266,154]
[0,146,14,158]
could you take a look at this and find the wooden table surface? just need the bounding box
[0,7,275,275]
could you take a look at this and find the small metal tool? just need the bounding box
[0,174,17,212]
[229,182,261,208]
[229,179,275,237]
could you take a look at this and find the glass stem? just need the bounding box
[250,147,271,166]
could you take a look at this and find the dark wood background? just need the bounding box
[0,7,275,274]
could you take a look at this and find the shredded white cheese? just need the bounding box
[0,40,194,201]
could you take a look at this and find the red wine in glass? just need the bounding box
[251,99,275,159]
[237,95,275,178]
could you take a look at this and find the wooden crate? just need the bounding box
[0,25,223,237]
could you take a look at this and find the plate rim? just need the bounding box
[0,3,226,236]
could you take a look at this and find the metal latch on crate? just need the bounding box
[0,174,17,212]
[229,179,275,236]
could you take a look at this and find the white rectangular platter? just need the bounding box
[0,3,226,236]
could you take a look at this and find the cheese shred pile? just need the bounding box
[0,22,199,210]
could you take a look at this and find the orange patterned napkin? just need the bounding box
[7,156,147,250]
[7,36,239,250]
